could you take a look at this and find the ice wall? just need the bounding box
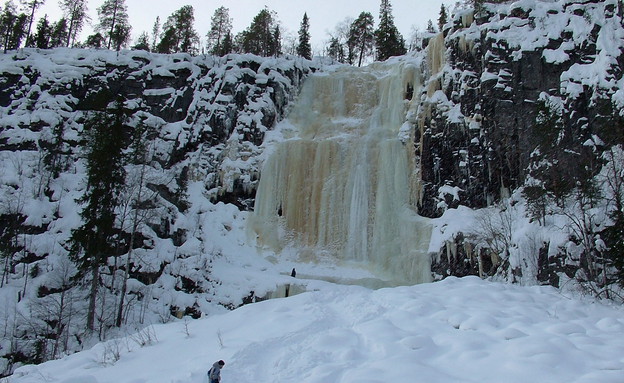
[250,60,432,284]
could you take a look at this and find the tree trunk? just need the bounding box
[66,15,75,47]
[107,3,119,50]
[87,262,99,331]
[26,2,37,46]
[358,41,365,67]
[116,154,148,327]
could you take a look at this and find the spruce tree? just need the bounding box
[327,37,344,63]
[523,98,566,216]
[271,24,281,56]
[374,0,406,62]
[156,26,176,53]
[426,19,436,34]
[220,31,233,56]
[115,120,158,327]
[474,0,485,16]
[84,31,104,48]
[71,96,127,332]
[150,16,159,51]
[326,17,354,63]
[206,6,232,56]
[110,22,130,50]
[348,11,375,67]
[48,17,68,47]
[32,13,50,48]
[602,149,624,288]
[438,4,448,32]
[297,12,311,59]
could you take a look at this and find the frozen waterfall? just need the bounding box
[250,60,432,284]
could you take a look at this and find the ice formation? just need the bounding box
[250,60,432,284]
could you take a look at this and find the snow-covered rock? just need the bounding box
[0,48,318,374]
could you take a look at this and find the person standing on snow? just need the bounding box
[208,360,225,383]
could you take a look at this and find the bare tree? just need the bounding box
[470,201,516,278]
[28,257,79,361]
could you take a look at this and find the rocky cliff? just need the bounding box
[418,0,624,284]
[0,48,316,373]
[419,0,623,214]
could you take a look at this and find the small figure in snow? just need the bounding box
[291,268,296,278]
[208,360,225,383]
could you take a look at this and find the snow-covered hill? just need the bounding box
[8,276,624,383]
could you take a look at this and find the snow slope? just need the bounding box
[8,276,624,383]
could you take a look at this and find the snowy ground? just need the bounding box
[9,274,624,383]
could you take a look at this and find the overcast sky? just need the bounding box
[38,0,449,53]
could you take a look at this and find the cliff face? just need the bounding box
[419,0,624,215]
[0,48,316,373]
[420,0,624,283]
[0,49,314,210]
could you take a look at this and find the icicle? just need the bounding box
[250,60,432,284]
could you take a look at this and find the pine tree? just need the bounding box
[71,96,127,332]
[0,0,27,51]
[59,0,88,47]
[348,11,375,67]
[157,5,199,54]
[0,1,17,51]
[238,7,279,57]
[21,0,45,47]
[206,6,232,56]
[374,0,406,62]
[296,12,311,59]
[96,0,130,50]
[6,11,26,50]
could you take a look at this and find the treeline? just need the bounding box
[0,0,449,64]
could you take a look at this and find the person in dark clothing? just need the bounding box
[208,360,225,383]
[286,268,296,297]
